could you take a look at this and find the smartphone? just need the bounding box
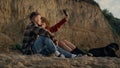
[63,10,68,16]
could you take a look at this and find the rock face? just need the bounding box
[0,0,119,55]
[0,54,120,68]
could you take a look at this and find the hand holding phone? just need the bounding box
[63,9,68,16]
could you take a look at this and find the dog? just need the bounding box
[88,43,119,57]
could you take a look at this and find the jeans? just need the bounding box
[56,46,73,58]
[32,36,73,58]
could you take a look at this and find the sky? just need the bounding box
[94,0,120,18]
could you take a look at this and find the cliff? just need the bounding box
[0,0,120,67]
[0,0,119,55]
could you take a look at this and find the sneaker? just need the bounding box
[76,54,83,57]
[87,53,93,57]
[57,54,65,58]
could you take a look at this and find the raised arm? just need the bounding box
[49,17,67,33]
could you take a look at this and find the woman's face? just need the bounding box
[41,22,46,28]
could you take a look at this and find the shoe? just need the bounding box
[87,53,93,56]
[76,54,83,57]
[58,54,65,58]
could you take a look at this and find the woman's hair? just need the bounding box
[41,17,50,29]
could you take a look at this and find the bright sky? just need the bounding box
[94,0,120,18]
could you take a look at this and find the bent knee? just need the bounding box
[58,41,65,47]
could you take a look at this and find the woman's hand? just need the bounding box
[53,39,58,45]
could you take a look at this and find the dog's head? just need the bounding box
[106,43,119,51]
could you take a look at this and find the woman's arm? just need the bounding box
[49,17,67,33]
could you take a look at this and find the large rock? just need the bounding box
[0,54,120,68]
[0,0,119,55]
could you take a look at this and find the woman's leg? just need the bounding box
[62,40,85,55]
[63,40,76,50]
[58,41,73,52]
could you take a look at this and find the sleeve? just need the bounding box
[33,26,46,35]
[33,26,54,38]
[49,18,67,33]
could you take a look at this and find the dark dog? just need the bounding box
[88,43,119,57]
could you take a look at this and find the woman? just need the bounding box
[41,17,85,55]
